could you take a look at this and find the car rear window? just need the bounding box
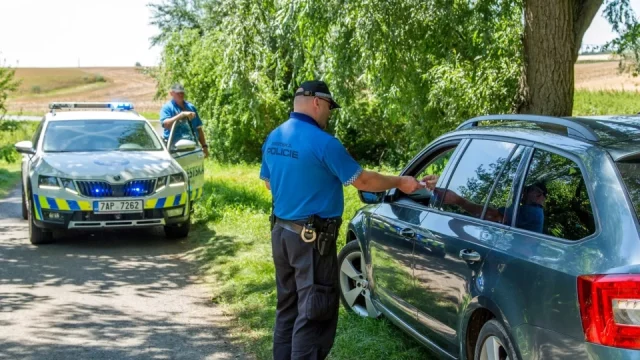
[617,162,640,220]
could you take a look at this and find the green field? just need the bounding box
[574,90,640,116]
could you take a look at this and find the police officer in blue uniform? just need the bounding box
[260,81,423,360]
[159,83,209,157]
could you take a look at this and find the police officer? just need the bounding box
[260,80,423,360]
[159,83,209,157]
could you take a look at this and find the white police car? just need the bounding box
[14,102,205,244]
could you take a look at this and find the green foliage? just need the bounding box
[31,85,41,94]
[0,120,38,163]
[0,61,19,114]
[151,0,523,166]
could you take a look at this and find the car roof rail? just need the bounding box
[457,114,599,142]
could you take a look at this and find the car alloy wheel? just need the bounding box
[479,336,509,360]
[338,241,380,318]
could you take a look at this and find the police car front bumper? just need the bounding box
[31,191,192,230]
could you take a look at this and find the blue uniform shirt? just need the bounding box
[159,100,203,140]
[260,112,363,221]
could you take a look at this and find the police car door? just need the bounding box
[166,119,205,204]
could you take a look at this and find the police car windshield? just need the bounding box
[43,120,163,152]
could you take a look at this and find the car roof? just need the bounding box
[452,115,640,162]
[45,111,147,122]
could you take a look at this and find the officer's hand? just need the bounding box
[397,176,422,194]
[421,174,439,190]
[182,111,196,120]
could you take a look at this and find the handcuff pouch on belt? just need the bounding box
[303,215,342,256]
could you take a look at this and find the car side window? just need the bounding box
[402,146,457,207]
[514,149,596,240]
[483,146,526,225]
[439,139,516,219]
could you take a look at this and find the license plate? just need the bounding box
[93,200,143,213]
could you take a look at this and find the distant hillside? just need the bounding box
[6,67,166,117]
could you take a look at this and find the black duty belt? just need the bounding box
[276,219,317,243]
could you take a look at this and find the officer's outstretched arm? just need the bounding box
[352,170,421,194]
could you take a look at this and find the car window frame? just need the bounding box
[389,138,465,209]
[508,143,601,243]
[437,138,521,222]
[480,145,531,223]
[32,118,46,151]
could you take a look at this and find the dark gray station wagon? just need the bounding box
[338,115,640,360]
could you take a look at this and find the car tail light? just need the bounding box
[578,274,640,349]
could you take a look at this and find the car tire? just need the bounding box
[474,319,519,360]
[21,182,28,220]
[27,186,53,245]
[164,217,191,239]
[338,240,381,318]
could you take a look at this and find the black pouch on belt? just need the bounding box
[315,218,342,256]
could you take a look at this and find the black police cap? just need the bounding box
[295,80,341,110]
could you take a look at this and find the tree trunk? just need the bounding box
[518,0,602,116]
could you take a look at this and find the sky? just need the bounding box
[0,0,639,68]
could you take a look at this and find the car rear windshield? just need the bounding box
[43,120,163,152]
[617,162,640,221]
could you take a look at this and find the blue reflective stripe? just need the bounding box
[67,200,81,211]
[46,197,59,210]
[173,195,181,207]
[156,198,166,209]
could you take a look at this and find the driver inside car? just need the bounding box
[419,175,547,234]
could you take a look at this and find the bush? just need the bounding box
[94,74,106,83]
[31,85,41,94]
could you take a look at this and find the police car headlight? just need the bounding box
[156,176,168,191]
[38,175,60,190]
[169,173,185,187]
[60,178,77,194]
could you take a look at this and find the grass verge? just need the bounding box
[189,162,433,359]
[0,162,21,197]
[574,90,640,116]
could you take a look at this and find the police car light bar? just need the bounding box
[48,102,135,111]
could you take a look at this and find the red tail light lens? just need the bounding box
[578,274,640,349]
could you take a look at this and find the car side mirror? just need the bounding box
[358,190,386,204]
[171,139,197,153]
[15,140,35,155]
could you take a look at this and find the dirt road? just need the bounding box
[0,186,247,360]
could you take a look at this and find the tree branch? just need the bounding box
[573,0,604,62]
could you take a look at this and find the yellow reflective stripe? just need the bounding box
[55,199,70,211]
[78,201,92,211]
[165,196,175,208]
[180,192,187,205]
[38,196,49,209]
[145,199,158,209]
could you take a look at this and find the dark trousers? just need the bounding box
[271,224,340,360]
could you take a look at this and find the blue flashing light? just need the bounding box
[108,102,135,111]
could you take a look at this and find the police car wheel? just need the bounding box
[338,240,381,318]
[164,218,190,239]
[27,185,53,245]
[474,320,518,360]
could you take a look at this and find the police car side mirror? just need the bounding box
[171,139,197,153]
[15,140,35,155]
[359,190,386,204]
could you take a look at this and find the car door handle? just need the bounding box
[400,228,416,238]
[459,249,482,262]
